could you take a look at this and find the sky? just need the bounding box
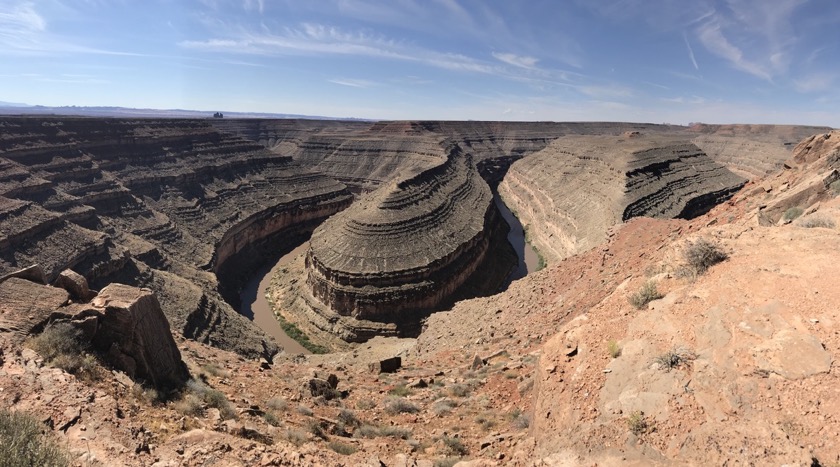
[1,0,839,126]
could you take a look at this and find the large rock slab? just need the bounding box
[0,277,68,341]
[90,283,189,390]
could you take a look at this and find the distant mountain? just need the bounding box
[0,104,371,121]
[0,101,31,107]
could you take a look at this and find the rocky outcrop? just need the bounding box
[0,117,352,358]
[499,135,746,263]
[300,146,507,339]
[88,284,189,390]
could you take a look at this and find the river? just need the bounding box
[240,195,539,354]
[494,193,541,281]
[238,242,311,354]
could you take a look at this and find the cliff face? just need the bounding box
[300,146,506,338]
[499,135,746,264]
[0,117,352,358]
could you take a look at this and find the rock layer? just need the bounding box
[499,135,746,263]
[0,117,352,358]
[303,146,501,334]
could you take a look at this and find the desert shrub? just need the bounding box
[355,399,376,410]
[448,383,471,398]
[262,412,282,427]
[327,441,358,455]
[608,340,621,358]
[176,380,236,420]
[434,459,462,467]
[441,436,468,456]
[476,414,496,430]
[384,397,419,414]
[379,425,412,439]
[0,409,68,467]
[266,397,288,411]
[654,347,696,372]
[628,281,662,309]
[830,180,840,197]
[28,323,101,380]
[354,424,380,438]
[627,411,649,435]
[509,408,531,429]
[336,409,360,429]
[783,206,804,221]
[798,215,836,228]
[388,385,412,397]
[307,420,328,440]
[432,399,457,416]
[285,429,308,446]
[296,405,313,416]
[201,363,229,378]
[683,238,728,275]
[132,383,162,405]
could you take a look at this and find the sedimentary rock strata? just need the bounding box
[0,117,352,358]
[302,146,504,336]
[499,135,746,263]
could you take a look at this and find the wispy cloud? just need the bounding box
[793,73,836,93]
[492,52,538,69]
[328,78,378,88]
[696,18,771,81]
[683,32,699,70]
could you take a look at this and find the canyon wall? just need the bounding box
[498,135,746,264]
[0,117,352,358]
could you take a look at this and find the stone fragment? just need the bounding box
[0,264,47,285]
[54,269,94,301]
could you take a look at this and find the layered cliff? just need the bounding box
[0,117,352,358]
[499,135,746,263]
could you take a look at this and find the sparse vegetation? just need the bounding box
[798,215,836,228]
[475,414,496,430]
[608,339,621,358]
[378,425,412,439]
[654,347,696,372]
[683,238,728,276]
[0,409,69,467]
[830,180,840,197]
[627,411,650,435]
[174,380,237,420]
[384,397,420,414]
[783,206,804,221]
[327,441,358,455]
[448,383,472,398]
[266,397,288,411]
[307,420,328,440]
[628,280,662,309]
[200,363,229,378]
[266,295,329,354]
[28,323,102,381]
[336,409,360,430]
[432,399,457,416]
[441,436,469,456]
[388,385,413,397]
[285,429,308,446]
[262,412,282,427]
[297,405,314,416]
[355,399,376,410]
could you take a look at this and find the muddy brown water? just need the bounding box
[241,196,538,355]
[239,242,311,355]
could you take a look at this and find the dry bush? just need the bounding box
[432,399,457,416]
[174,380,236,420]
[797,215,836,228]
[384,397,419,414]
[266,397,288,411]
[0,409,68,467]
[607,340,622,358]
[628,281,662,309]
[327,441,358,455]
[683,238,728,276]
[28,323,101,380]
[783,206,804,221]
[654,347,696,372]
[441,436,468,456]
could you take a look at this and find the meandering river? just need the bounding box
[240,195,539,354]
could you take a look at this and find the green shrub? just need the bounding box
[628,281,662,309]
[388,385,412,397]
[28,323,101,380]
[783,206,804,221]
[683,238,728,275]
[0,409,68,467]
[627,411,649,435]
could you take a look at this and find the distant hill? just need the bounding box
[0,103,370,121]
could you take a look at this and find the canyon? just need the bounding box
[1,115,838,466]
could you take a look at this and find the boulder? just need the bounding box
[0,264,48,285]
[90,284,189,390]
[0,277,69,342]
[370,356,402,374]
[53,269,94,301]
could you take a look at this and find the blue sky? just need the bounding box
[1,0,838,125]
